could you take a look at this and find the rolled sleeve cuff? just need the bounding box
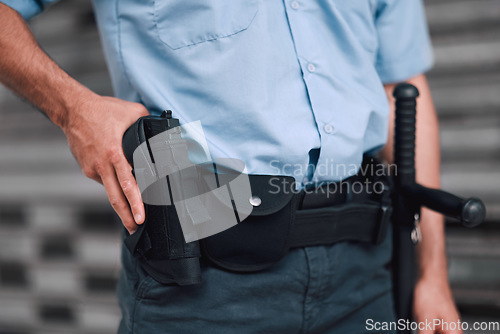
[1,0,48,20]
[376,50,434,84]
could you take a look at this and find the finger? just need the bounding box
[417,327,434,334]
[440,318,463,334]
[99,162,138,234]
[112,152,145,225]
[418,330,433,334]
[415,316,434,334]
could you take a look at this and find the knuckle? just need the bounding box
[120,179,136,194]
[132,203,144,215]
[109,197,126,210]
[109,150,123,165]
[82,166,96,179]
[133,200,144,209]
[94,161,105,177]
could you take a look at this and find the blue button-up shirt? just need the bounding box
[4,0,433,186]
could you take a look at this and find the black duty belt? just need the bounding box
[122,166,393,284]
[291,172,392,248]
[291,199,392,248]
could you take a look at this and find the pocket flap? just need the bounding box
[248,175,296,216]
[154,0,259,50]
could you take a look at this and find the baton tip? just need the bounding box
[461,197,486,228]
[393,83,420,100]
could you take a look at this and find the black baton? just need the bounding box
[392,83,486,333]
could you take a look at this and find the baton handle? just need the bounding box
[393,83,419,189]
[404,184,485,228]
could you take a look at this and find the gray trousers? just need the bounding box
[117,228,396,334]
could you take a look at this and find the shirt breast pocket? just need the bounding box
[153,0,259,50]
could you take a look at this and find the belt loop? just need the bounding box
[374,184,393,245]
[297,189,307,210]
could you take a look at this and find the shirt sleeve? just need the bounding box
[374,0,434,84]
[0,0,60,20]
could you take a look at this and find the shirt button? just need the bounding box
[324,124,334,134]
[307,63,316,73]
[249,196,262,207]
[290,1,300,9]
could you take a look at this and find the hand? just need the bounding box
[413,276,462,334]
[62,94,149,234]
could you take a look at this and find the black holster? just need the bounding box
[122,111,202,285]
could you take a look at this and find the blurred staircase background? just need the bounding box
[425,0,500,324]
[0,0,499,333]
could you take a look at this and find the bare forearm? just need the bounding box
[0,3,95,128]
[382,74,448,281]
[0,3,148,232]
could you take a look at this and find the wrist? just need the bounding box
[416,274,455,305]
[416,209,449,282]
[417,262,450,287]
[55,85,98,131]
